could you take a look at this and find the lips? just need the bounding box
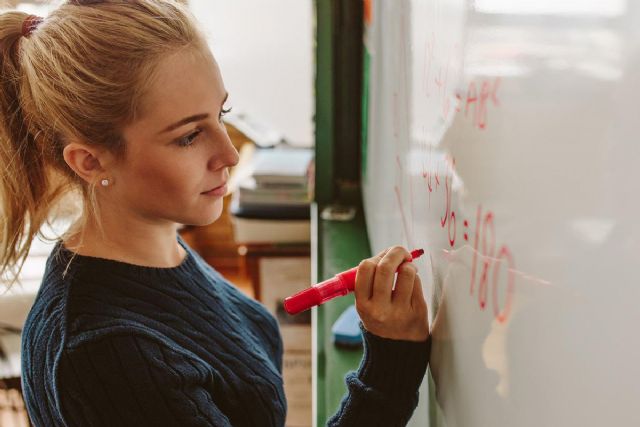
[202,181,226,194]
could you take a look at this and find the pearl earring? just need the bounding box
[101,178,110,187]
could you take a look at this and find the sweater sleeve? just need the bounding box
[326,322,431,427]
[57,332,233,427]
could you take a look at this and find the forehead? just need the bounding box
[137,47,225,127]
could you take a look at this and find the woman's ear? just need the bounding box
[62,140,113,185]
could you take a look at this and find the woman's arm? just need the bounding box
[327,322,430,427]
[327,246,432,427]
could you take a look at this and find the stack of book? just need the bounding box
[230,147,314,243]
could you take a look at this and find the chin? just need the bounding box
[193,199,225,226]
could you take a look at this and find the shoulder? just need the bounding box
[21,245,76,367]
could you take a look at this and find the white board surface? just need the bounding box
[362,1,640,426]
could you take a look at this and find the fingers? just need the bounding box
[354,259,376,301]
[392,262,417,307]
[354,245,430,342]
[371,247,391,263]
[411,273,427,313]
[371,246,412,304]
[354,247,391,301]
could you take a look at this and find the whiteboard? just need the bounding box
[362,1,640,426]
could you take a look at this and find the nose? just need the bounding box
[225,136,240,168]
[210,129,240,170]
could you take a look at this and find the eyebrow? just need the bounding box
[159,92,229,134]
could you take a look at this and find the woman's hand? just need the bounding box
[353,245,429,342]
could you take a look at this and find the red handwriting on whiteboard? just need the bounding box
[434,55,452,119]
[426,156,515,323]
[468,205,515,323]
[422,32,436,98]
[455,77,501,130]
[439,159,456,247]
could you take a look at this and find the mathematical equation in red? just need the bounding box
[439,158,515,323]
[396,156,515,323]
[421,31,501,129]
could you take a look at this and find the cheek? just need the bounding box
[119,151,225,226]
[127,153,200,201]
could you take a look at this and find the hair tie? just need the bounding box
[21,15,44,38]
[69,0,104,5]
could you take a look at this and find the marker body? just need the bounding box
[283,249,424,315]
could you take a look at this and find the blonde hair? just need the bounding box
[0,0,206,289]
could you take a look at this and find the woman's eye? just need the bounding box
[219,106,232,122]
[176,129,202,148]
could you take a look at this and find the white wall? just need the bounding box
[190,0,314,147]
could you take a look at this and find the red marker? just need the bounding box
[283,249,425,315]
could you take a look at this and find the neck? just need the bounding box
[63,213,187,268]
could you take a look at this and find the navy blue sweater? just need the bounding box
[21,233,430,426]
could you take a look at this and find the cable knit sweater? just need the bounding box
[20,233,430,426]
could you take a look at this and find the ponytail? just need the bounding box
[0,11,63,290]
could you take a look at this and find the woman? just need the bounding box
[0,1,431,426]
